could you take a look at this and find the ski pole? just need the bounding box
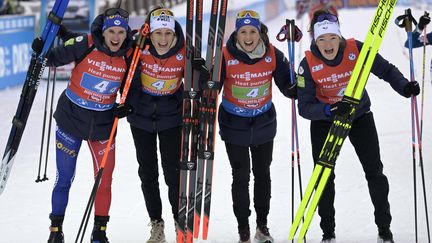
[419,13,431,242]
[42,60,57,182]
[396,8,431,243]
[419,11,429,140]
[36,66,52,183]
[74,23,150,243]
[396,8,419,242]
[277,19,305,243]
[36,36,59,183]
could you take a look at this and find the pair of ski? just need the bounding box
[289,0,397,242]
[177,0,228,242]
[0,0,71,196]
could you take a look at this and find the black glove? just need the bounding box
[330,100,352,116]
[31,37,44,55]
[285,82,297,99]
[403,81,420,97]
[58,24,72,41]
[192,57,211,84]
[113,103,133,118]
[418,12,431,32]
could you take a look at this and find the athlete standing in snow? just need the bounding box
[217,10,296,243]
[297,10,420,243]
[32,7,134,243]
[126,8,185,243]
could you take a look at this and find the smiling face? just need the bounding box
[315,33,340,60]
[236,25,261,53]
[102,26,127,52]
[150,28,176,55]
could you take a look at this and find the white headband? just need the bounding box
[150,15,175,33]
[313,20,342,41]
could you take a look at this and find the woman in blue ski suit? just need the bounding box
[32,8,134,243]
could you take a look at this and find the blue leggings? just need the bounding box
[51,126,115,217]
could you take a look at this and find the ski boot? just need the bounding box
[91,215,110,243]
[47,214,64,243]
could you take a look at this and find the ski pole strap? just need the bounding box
[395,8,417,31]
[48,11,63,25]
[276,20,302,42]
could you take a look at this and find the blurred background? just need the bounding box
[0,0,429,88]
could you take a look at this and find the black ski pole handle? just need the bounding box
[395,8,417,31]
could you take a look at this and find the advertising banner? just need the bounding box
[0,15,35,89]
[40,0,95,33]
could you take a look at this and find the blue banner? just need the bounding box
[0,15,35,89]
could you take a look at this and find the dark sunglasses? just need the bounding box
[104,8,129,19]
[316,13,338,23]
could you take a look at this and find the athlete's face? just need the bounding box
[315,33,340,60]
[103,26,127,52]
[150,28,176,55]
[236,25,261,53]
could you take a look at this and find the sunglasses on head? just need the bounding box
[316,13,338,23]
[237,10,260,19]
[104,8,129,19]
[151,8,175,18]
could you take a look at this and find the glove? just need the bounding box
[418,13,431,32]
[403,81,420,97]
[192,57,211,84]
[113,103,133,118]
[285,82,297,99]
[31,37,44,55]
[328,100,352,116]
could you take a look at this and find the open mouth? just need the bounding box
[324,48,334,55]
[110,40,120,47]
[244,41,254,48]
[158,43,169,49]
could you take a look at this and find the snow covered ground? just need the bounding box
[0,3,432,243]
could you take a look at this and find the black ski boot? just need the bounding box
[47,214,64,243]
[91,215,110,243]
